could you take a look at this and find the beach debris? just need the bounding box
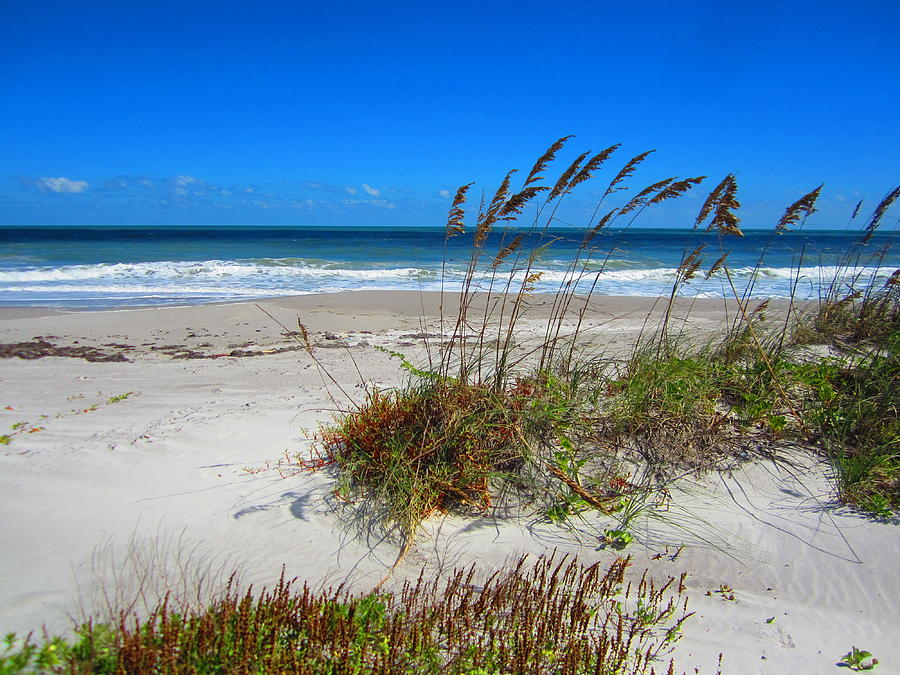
[0,339,129,362]
[705,583,736,601]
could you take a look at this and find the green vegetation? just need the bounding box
[0,554,691,674]
[312,137,899,558]
[839,645,879,671]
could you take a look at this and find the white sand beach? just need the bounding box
[1,292,897,674]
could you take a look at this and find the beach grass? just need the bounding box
[311,139,899,554]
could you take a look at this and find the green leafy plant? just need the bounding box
[839,645,879,670]
[602,528,634,549]
[1,632,71,674]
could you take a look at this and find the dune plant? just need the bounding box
[0,554,694,674]
[316,137,711,550]
[312,136,899,561]
[799,339,899,516]
[839,645,879,671]
[779,186,900,515]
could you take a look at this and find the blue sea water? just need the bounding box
[0,225,897,309]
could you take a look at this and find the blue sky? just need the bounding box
[2,0,898,229]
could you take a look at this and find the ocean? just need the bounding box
[0,225,897,309]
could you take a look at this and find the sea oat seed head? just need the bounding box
[568,143,622,191]
[706,175,742,236]
[548,151,590,201]
[775,183,823,233]
[604,149,656,197]
[705,253,729,278]
[695,174,732,228]
[864,184,900,242]
[618,178,676,216]
[490,235,523,268]
[524,135,575,186]
[647,176,706,206]
[583,208,619,244]
[445,182,474,238]
[499,186,549,219]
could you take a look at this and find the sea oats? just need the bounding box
[583,207,619,244]
[484,170,517,221]
[567,143,621,191]
[604,149,655,197]
[704,175,742,236]
[694,174,732,228]
[499,185,548,219]
[548,151,590,201]
[523,134,574,186]
[618,177,676,216]
[647,176,706,205]
[864,184,900,242]
[775,183,823,232]
[705,252,729,278]
[490,234,523,268]
[445,182,474,238]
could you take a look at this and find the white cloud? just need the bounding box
[439,189,451,199]
[172,175,198,187]
[32,177,89,193]
[345,186,358,195]
[343,198,396,209]
[361,183,380,197]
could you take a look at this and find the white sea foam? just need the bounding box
[0,259,435,283]
[1,258,894,305]
[0,284,288,296]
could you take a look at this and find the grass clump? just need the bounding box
[1,554,693,674]
[603,347,739,470]
[319,381,534,542]
[798,339,899,516]
[313,137,714,548]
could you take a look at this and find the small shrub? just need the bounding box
[319,380,537,544]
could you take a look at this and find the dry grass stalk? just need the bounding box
[548,150,590,201]
[698,174,742,236]
[445,182,474,238]
[603,150,656,198]
[863,184,900,242]
[524,134,574,186]
[618,177,677,216]
[545,463,616,515]
[705,253,729,279]
[568,143,622,191]
[776,183,823,232]
[648,176,706,205]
